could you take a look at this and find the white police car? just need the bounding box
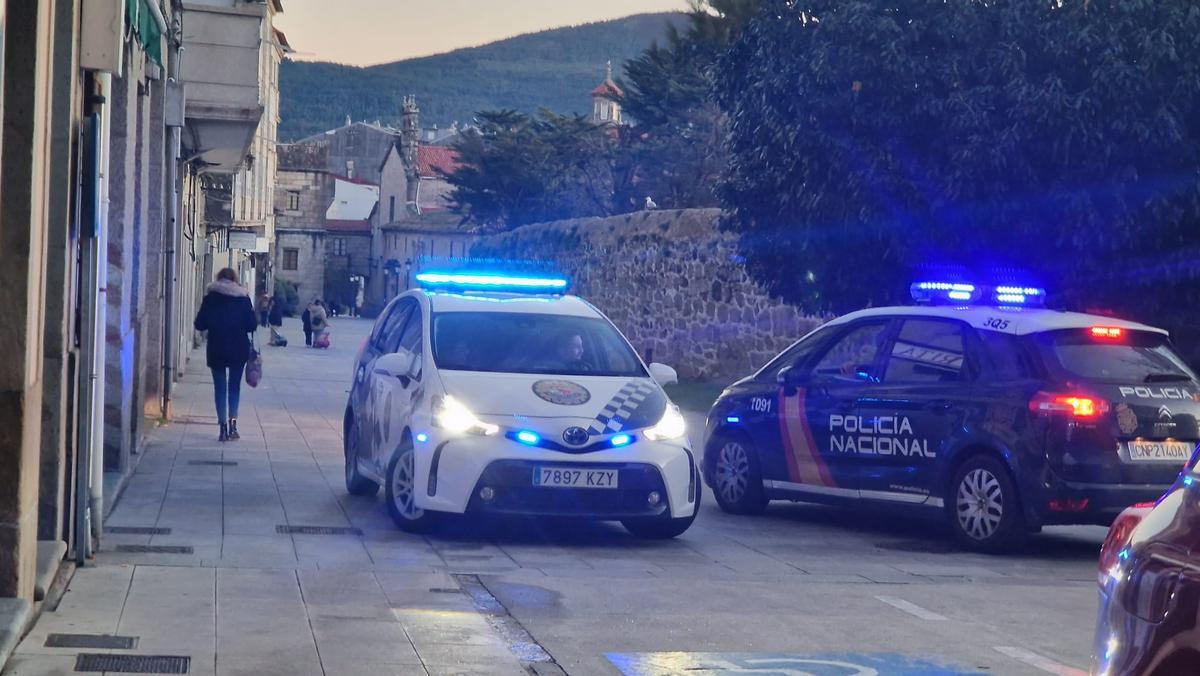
[705,280,1200,551]
[343,272,700,538]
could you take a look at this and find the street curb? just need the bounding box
[0,597,31,674]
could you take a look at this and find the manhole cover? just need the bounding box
[276,525,363,536]
[104,527,171,535]
[46,634,138,649]
[114,545,194,555]
[74,654,190,673]
[186,460,238,467]
[876,540,960,554]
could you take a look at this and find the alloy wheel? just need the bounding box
[715,441,750,504]
[956,467,1003,541]
[390,447,423,520]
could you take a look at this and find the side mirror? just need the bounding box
[648,362,679,386]
[776,366,804,396]
[375,352,416,386]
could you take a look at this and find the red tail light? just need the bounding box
[1029,391,1111,418]
[1097,503,1155,586]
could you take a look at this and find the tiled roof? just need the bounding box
[417,146,461,178]
[591,79,624,99]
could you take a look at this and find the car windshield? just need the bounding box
[1040,329,1197,383]
[432,312,647,377]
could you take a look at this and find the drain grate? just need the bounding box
[276,525,363,536]
[187,460,238,467]
[114,545,194,555]
[429,587,463,594]
[876,540,960,554]
[104,527,171,535]
[75,654,190,673]
[46,634,138,649]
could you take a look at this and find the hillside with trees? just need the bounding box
[279,13,682,141]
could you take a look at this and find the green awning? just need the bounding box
[126,0,163,67]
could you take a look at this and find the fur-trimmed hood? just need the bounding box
[206,279,249,298]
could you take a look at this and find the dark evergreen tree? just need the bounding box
[714,0,1200,357]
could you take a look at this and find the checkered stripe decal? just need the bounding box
[587,381,658,436]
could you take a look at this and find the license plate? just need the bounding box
[1127,440,1195,463]
[532,467,618,489]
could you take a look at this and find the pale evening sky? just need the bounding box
[274,0,688,66]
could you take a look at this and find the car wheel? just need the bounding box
[344,416,379,497]
[386,440,438,533]
[948,454,1026,553]
[622,469,701,539]
[709,434,768,515]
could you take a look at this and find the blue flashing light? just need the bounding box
[911,281,978,305]
[994,285,1046,306]
[726,416,742,424]
[416,272,568,292]
[516,430,541,446]
[415,433,429,443]
[1185,475,1195,487]
[610,433,633,447]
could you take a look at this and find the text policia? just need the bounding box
[828,414,935,459]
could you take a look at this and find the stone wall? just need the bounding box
[472,209,821,383]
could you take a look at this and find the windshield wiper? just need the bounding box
[1144,373,1192,383]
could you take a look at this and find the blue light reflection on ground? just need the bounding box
[606,652,982,676]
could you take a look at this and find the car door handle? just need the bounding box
[925,401,953,413]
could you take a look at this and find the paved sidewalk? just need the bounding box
[5,318,529,676]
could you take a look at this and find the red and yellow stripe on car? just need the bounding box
[777,388,836,487]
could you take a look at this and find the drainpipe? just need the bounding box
[161,17,181,419]
[75,73,112,562]
[90,72,112,550]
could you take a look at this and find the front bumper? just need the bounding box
[414,433,697,519]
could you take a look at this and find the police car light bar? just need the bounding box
[994,286,1046,306]
[910,282,978,304]
[415,272,569,292]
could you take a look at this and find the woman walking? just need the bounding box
[268,296,285,346]
[308,299,329,348]
[194,268,257,441]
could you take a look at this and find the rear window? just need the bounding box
[1039,329,1197,384]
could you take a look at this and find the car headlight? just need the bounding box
[433,395,499,436]
[644,405,687,441]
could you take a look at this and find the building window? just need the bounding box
[287,191,300,211]
[333,238,347,256]
[389,196,396,223]
[283,248,299,271]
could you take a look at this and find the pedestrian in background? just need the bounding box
[256,293,270,328]
[301,301,313,347]
[194,268,257,442]
[308,299,328,348]
[268,296,286,346]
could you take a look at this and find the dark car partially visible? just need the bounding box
[1093,452,1200,675]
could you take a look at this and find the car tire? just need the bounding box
[386,440,439,533]
[708,434,769,515]
[622,469,701,539]
[947,454,1026,553]
[344,416,379,497]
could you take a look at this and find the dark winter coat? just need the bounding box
[268,302,283,327]
[194,280,257,369]
[301,309,312,332]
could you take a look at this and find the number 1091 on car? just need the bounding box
[532,467,618,489]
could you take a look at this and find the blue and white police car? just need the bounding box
[344,272,700,538]
[704,281,1200,551]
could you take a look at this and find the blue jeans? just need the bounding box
[211,363,246,425]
